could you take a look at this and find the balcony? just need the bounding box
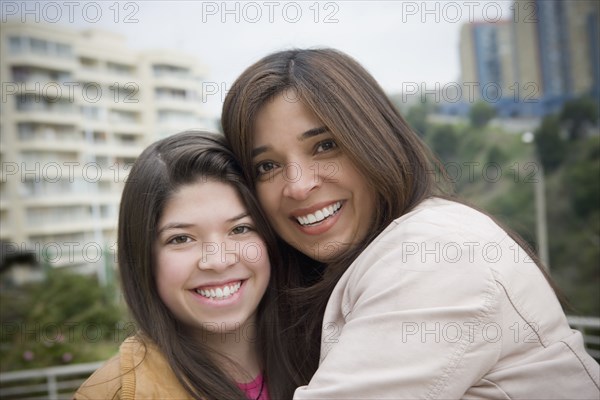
[14,96,80,126]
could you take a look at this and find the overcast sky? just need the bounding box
[13,0,514,117]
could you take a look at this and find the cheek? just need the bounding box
[243,241,271,288]
[345,165,377,223]
[155,253,185,300]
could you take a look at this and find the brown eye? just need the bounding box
[316,139,337,153]
[231,225,252,235]
[256,161,276,176]
[168,235,191,245]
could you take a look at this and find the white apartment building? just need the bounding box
[0,21,212,284]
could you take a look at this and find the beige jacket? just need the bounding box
[294,198,600,399]
[74,335,192,399]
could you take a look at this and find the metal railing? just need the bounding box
[567,315,600,360]
[0,361,103,400]
[1,316,598,399]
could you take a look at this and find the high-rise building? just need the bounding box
[0,21,212,283]
[456,0,599,117]
[460,21,515,101]
[512,0,598,114]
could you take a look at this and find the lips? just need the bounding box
[294,201,343,226]
[194,280,243,300]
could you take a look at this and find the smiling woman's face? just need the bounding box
[154,180,270,334]
[251,90,377,262]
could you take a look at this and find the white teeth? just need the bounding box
[296,202,342,226]
[196,281,242,300]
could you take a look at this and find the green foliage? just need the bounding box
[428,124,459,162]
[560,97,599,140]
[0,270,132,372]
[469,101,496,128]
[404,102,430,136]
[564,138,600,219]
[534,115,566,173]
[545,136,600,315]
[486,145,509,166]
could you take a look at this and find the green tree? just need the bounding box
[405,102,430,137]
[534,115,566,173]
[564,139,600,219]
[486,145,508,166]
[560,97,599,140]
[427,124,459,162]
[469,101,496,128]
[0,270,130,371]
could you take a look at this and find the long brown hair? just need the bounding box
[118,130,299,399]
[221,48,559,381]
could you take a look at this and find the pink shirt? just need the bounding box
[237,373,269,400]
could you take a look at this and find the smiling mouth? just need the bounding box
[295,201,342,226]
[194,281,242,300]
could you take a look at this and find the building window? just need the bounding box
[56,43,72,58]
[107,62,134,75]
[30,38,48,55]
[109,110,137,124]
[81,106,100,120]
[11,66,29,82]
[152,64,189,78]
[8,36,23,53]
[17,123,35,140]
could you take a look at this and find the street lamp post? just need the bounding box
[522,131,550,271]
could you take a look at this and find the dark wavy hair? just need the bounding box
[118,130,299,399]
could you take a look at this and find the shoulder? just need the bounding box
[356,198,508,269]
[390,198,505,242]
[73,336,147,400]
[73,354,122,399]
[337,198,507,312]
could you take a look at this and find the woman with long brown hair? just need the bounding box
[75,131,301,399]
[222,48,600,398]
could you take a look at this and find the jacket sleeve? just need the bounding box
[73,355,122,400]
[294,221,505,399]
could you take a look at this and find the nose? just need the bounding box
[282,161,320,200]
[197,241,238,272]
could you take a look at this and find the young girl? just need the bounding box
[75,131,300,399]
[222,49,600,398]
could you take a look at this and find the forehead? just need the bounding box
[254,92,322,142]
[161,180,244,220]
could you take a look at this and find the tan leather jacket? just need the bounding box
[74,335,192,399]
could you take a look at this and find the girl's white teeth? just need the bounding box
[196,281,242,300]
[296,202,342,226]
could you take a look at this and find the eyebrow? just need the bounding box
[251,126,329,158]
[157,223,193,236]
[157,213,249,235]
[227,212,249,223]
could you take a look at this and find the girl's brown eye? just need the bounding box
[168,235,190,245]
[231,225,252,235]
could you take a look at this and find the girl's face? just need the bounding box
[251,90,377,262]
[155,180,270,334]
